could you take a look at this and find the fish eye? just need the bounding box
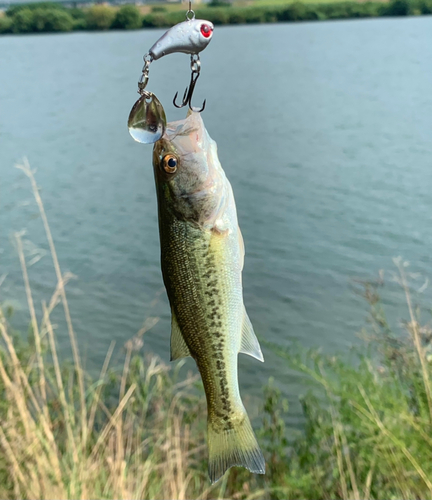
[162,154,178,174]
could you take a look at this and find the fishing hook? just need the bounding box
[173,55,206,112]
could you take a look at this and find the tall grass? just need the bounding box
[1,160,432,499]
[267,264,432,500]
[0,161,248,500]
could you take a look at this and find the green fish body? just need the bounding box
[153,111,265,483]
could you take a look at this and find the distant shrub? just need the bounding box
[30,7,74,32]
[418,0,432,12]
[227,8,247,24]
[10,8,35,33]
[113,4,141,30]
[348,2,382,17]
[242,6,267,23]
[278,1,383,21]
[46,9,73,31]
[31,8,49,30]
[6,1,65,17]
[142,9,183,28]
[0,15,13,33]
[209,0,232,7]
[165,11,187,24]
[260,6,282,22]
[150,5,167,13]
[142,13,169,28]
[85,5,115,30]
[69,7,86,30]
[318,2,352,19]
[352,1,380,17]
[69,7,86,21]
[202,7,230,24]
[382,0,410,15]
[279,2,304,21]
[72,17,87,30]
[9,6,74,33]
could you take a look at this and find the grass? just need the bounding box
[1,160,432,499]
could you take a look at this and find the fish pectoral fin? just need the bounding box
[239,308,264,362]
[170,311,191,361]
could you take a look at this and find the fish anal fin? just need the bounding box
[239,308,264,362]
[170,311,191,361]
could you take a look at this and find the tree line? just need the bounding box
[0,0,431,34]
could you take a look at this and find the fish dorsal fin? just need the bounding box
[239,308,264,362]
[170,310,191,361]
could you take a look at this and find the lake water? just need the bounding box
[1,17,432,428]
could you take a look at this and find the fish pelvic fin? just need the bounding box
[207,410,265,484]
[239,308,264,362]
[170,310,191,361]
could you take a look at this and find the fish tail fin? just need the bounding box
[207,409,265,484]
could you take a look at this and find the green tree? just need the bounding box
[69,7,87,30]
[0,15,12,33]
[384,0,410,14]
[40,9,73,32]
[7,3,73,33]
[85,5,115,31]
[6,2,65,17]
[10,8,34,33]
[112,4,141,30]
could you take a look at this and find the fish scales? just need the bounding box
[153,111,265,483]
[160,217,242,424]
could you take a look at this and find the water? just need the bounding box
[1,18,432,428]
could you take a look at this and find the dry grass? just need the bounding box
[0,160,244,500]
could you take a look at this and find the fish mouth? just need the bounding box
[153,111,210,173]
[163,111,209,156]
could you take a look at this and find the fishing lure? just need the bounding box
[128,6,214,144]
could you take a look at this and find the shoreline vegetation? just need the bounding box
[0,161,431,499]
[1,0,432,35]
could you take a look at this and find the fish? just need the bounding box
[152,111,265,483]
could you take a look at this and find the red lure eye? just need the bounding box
[200,24,213,38]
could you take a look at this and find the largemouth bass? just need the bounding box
[153,111,265,483]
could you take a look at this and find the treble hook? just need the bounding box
[173,55,206,112]
[173,71,206,112]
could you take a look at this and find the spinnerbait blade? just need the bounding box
[128,93,166,144]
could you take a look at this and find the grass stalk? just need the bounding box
[16,159,87,445]
[42,302,79,466]
[15,232,47,410]
[357,384,432,494]
[395,258,432,424]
